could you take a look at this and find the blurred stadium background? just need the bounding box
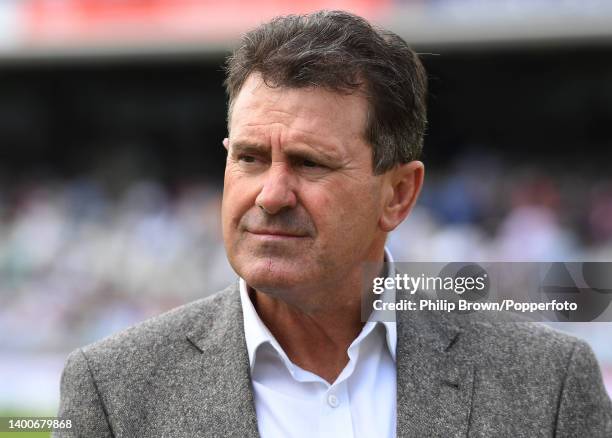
[1,0,611,424]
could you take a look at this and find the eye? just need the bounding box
[238,155,257,163]
[296,157,329,169]
[302,159,319,168]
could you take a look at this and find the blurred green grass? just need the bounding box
[0,412,52,438]
[0,433,49,438]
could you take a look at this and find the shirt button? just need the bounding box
[327,393,340,408]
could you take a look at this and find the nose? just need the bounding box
[255,163,297,215]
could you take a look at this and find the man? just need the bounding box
[56,10,611,437]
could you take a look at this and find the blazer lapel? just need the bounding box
[185,283,260,437]
[180,284,474,437]
[396,305,474,438]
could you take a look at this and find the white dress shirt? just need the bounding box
[239,250,397,438]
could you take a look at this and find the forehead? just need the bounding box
[229,74,369,148]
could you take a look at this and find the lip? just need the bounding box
[246,229,307,238]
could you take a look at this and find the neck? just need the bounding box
[249,253,385,384]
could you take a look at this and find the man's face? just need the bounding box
[222,73,388,302]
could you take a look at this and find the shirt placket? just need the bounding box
[319,380,353,438]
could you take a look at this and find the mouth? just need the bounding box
[246,229,308,239]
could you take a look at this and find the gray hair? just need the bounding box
[224,10,428,174]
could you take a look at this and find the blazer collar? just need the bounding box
[186,282,260,437]
[396,301,475,437]
[185,283,474,438]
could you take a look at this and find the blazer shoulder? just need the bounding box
[79,282,240,362]
[447,314,612,434]
[450,311,586,366]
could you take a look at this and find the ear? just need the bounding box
[223,138,229,150]
[378,161,424,232]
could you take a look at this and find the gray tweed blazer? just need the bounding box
[55,282,612,437]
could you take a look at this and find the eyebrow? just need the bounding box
[229,141,269,155]
[230,140,342,163]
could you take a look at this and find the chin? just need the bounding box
[239,260,309,293]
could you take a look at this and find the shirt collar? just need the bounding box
[239,247,398,370]
[379,247,397,361]
[240,277,288,370]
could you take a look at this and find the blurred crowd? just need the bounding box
[0,179,234,352]
[1,154,612,354]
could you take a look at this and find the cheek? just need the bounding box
[306,182,380,238]
[221,171,234,230]
[222,169,253,236]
